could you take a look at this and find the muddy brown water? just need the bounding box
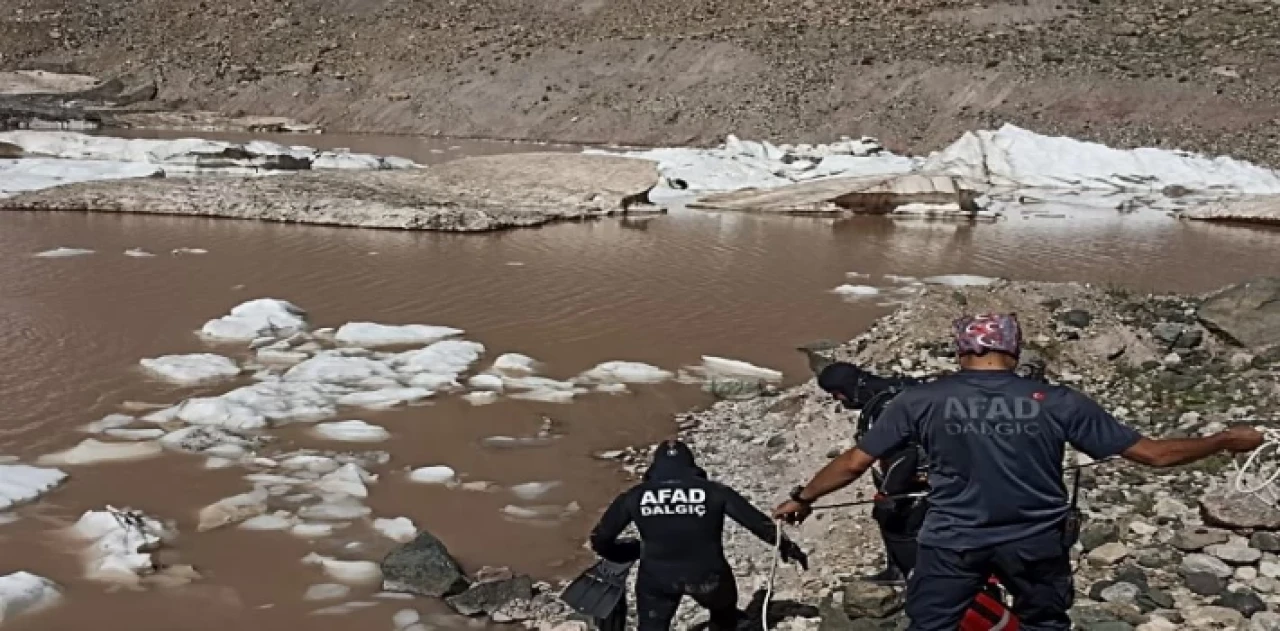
[2,133,1279,630]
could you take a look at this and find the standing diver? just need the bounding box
[584,439,809,630]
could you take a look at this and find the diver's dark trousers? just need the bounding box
[905,530,1073,631]
[635,566,739,631]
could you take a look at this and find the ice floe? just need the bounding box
[388,340,486,381]
[0,131,417,174]
[312,421,390,443]
[198,488,269,532]
[37,439,162,466]
[1,158,161,199]
[510,481,561,501]
[125,248,156,258]
[463,391,499,406]
[301,553,383,585]
[200,298,308,342]
[314,464,371,499]
[333,323,463,348]
[373,517,418,543]
[68,506,172,585]
[0,464,67,511]
[139,353,241,385]
[305,583,352,601]
[921,274,1000,287]
[83,413,135,433]
[466,374,505,392]
[832,284,881,297]
[33,247,94,258]
[239,512,297,531]
[695,356,783,382]
[577,361,673,385]
[0,572,62,623]
[104,428,166,441]
[491,353,539,374]
[336,387,433,409]
[408,466,457,485]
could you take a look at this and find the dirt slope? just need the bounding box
[3,0,1279,163]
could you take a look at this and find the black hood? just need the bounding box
[818,362,922,409]
[644,440,706,481]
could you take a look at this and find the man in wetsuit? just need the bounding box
[775,313,1264,630]
[818,361,926,586]
[590,439,809,630]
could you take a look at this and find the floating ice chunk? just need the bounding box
[508,389,577,404]
[883,274,920,284]
[921,274,999,287]
[463,392,499,406]
[159,425,258,455]
[257,348,311,365]
[510,481,561,501]
[846,271,870,278]
[301,553,382,585]
[333,323,463,348]
[312,421,390,443]
[373,517,418,543]
[0,572,62,623]
[393,608,422,629]
[305,583,351,601]
[466,374,505,392]
[0,465,68,511]
[291,523,336,538]
[500,502,581,521]
[832,284,881,297]
[502,376,578,404]
[285,355,399,385]
[408,466,456,485]
[37,439,162,466]
[314,464,369,499]
[336,388,432,410]
[168,380,341,429]
[104,428,165,441]
[82,413,135,433]
[200,298,308,341]
[492,353,538,374]
[406,373,461,391]
[298,498,370,521]
[578,361,673,384]
[280,455,342,474]
[33,247,94,258]
[389,340,485,378]
[124,248,155,258]
[595,383,630,394]
[198,488,269,532]
[171,248,207,255]
[204,457,236,469]
[239,512,297,531]
[699,356,783,382]
[311,601,379,616]
[69,507,170,584]
[139,353,241,385]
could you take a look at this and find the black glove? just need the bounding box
[601,537,642,564]
[780,539,809,571]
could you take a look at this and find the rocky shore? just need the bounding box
[518,277,1280,630]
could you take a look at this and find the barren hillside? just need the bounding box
[2,0,1279,163]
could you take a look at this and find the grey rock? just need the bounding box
[1172,526,1231,551]
[1251,612,1280,631]
[1135,588,1175,613]
[1185,571,1229,596]
[1198,277,1280,348]
[1152,322,1203,349]
[1208,543,1264,566]
[1114,565,1150,591]
[842,581,904,619]
[1183,553,1236,578]
[1059,309,1093,328]
[1081,522,1121,552]
[445,575,533,617]
[1099,582,1141,605]
[1215,590,1268,618]
[1252,532,1280,552]
[704,377,766,400]
[1137,548,1180,570]
[1185,605,1245,628]
[1089,580,1116,601]
[1201,495,1280,531]
[1089,542,1131,565]
[380,530,470,597]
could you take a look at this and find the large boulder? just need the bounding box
[1198,278,1280,349]
[380,530,470,597]
[1200,494,1280,531]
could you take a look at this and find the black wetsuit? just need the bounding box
[590,442,801,631]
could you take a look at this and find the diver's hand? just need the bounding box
[780,540,809,571]
[772,500,812,525]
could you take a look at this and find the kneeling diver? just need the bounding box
[583,439,809,630]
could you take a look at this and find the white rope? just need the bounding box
[1232,427,1280,502]
[763,520,783,631]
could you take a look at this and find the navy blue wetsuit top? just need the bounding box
[858,369,1143,550]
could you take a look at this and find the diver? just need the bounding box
[817,361,927,586]
[582,439,809,630]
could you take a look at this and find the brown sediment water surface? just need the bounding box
[1,133,1279,630]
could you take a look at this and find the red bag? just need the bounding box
[959,584,1019,631]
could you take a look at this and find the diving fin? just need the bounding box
[560,558,634,620]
